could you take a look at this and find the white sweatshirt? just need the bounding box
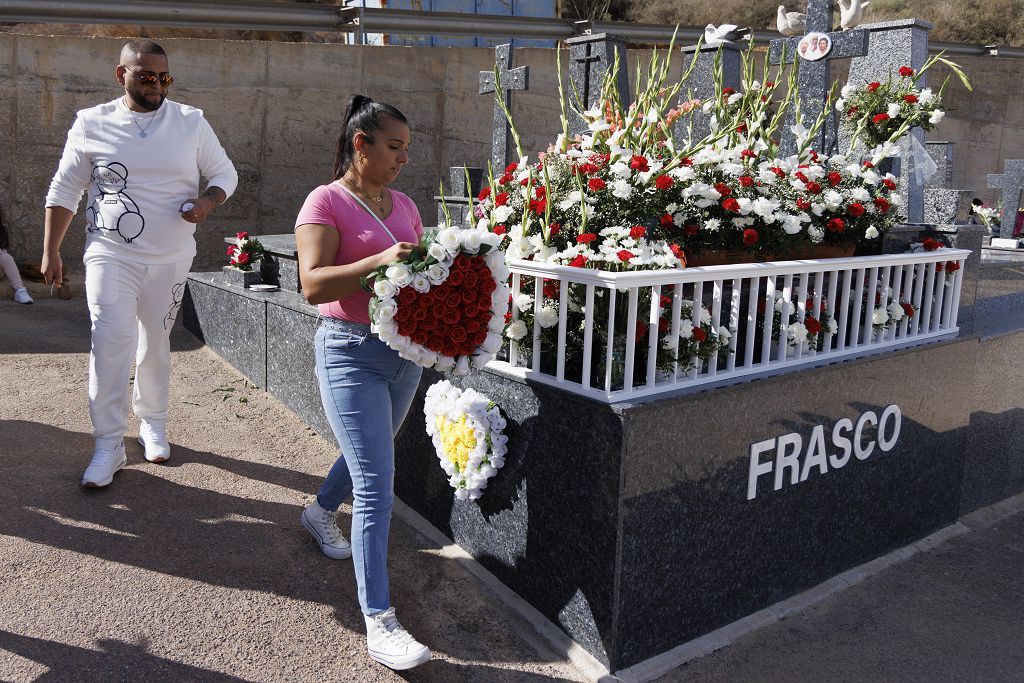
[46,97,238,264]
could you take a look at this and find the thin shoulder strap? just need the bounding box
[336,183,399,245]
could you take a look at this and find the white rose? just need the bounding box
[427,242,449,261]
[481,333,503,354]
[385,264,413,287]
[453,356,472,376]
[375,300,397,321]
[505,320,528,340]
[437,227,461,252]
[373,279,398,299]
[411,273,431,293]
[425,264,449,285]
[434,355,456,373]
[480,231,501,248]
[459,229,484,253]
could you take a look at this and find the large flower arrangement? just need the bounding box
[366,226,511,374]
[424,380,509,500]
[838,54,971,151]
[226,231,264,271]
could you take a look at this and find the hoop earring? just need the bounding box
[359,152,368,164]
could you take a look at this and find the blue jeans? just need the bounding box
[313,317,422,616]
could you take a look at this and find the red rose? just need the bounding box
[447,270,465,286]
[946,260,961,272]
[873,113,890,124]
[848,203,866,217]
[394,307,411,323]
[588,177,606,191]
[630,155,650,172]
[883,178,897,190]
[827,218,846,233]
[419,317,437,332]
[804,316,822,335]
[692,327,707,342]
[465,320,481,334]
[806,182,822,195]
[397,321,417,337]
[901,302,916,318]
[867,82,881,92]
[236,251,250,265]
[454,254,471,270]
[742,229,759,246]
[443,308,461,325]
[474,328,488,345]
[464,304,480,319]
[412,307,428,321]
[630,225,647,239]
[899,66,915,78]
[617,249,635,262]
[569,254,588,268]
[660,213,674,227]
[636,320,648,339]
[904,94,919,104]
[577,233,597,244]
[715,183,732,197]
[739,176,754,187]
[723,198,741,213]
[482,278,497,293]
[493,224,507,235]
[494,192,510,206]
[828,171,843,187]
[655,175,674,190]
[398,288,417,305]
[427,335,444,352]
[797,197,812,211]
[477,187,491,201]
[445,293,462,309]
[451,326,468,343]
[236,231,249,240]
[226,245,238,256]
[461,288,476,304]
[873,197,891,214]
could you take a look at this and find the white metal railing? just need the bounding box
[488,249,970,403]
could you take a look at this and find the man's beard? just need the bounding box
[126,85,164,112]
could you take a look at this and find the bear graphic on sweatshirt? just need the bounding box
[86,162,145,243]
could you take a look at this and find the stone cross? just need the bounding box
[564,33,631,139]
[845,19,933,223]
[769,0,869,156]
[479,43,529,173]
[987,159,1024,238]
[676,43,743,145]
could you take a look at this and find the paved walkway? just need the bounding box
[2,294,1023,682]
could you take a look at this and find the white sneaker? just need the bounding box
[82,438,127,488]
[137,419,170,463]
[13,287,32,304]
[300,500,352,560]
[364,608,431,670]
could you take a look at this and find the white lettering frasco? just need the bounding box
[746,405,903,500]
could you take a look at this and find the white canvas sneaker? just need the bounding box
[82,438,127,488]
[364,608,431,670]
[13,287,33,304]
[300,500,352,559]
[137,419,170,463]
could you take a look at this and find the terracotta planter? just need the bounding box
[685,244,856,267]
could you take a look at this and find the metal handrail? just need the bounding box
[2,0,1024,57]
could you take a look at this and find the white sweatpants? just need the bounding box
[84,252,192,440]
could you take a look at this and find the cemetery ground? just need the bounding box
[1,291,1022,682]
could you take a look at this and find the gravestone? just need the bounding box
[479,43,530,173]
[986,159,1024,238]
[435,166,485,227]
[769,0,869,156]
[565,33,631,139]
[844,19,933,223]
[677,43,743,144]
[923,141,974,225]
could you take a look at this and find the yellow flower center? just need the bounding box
[436,415,477,472]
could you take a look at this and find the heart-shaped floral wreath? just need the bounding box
[424,380,508,500]
[368,226,511,375]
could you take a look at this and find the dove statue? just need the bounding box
[839,0,870,30]
[776,5,807,36]
[704,23,750,47]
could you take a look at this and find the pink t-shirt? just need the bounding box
[295,182,424,323]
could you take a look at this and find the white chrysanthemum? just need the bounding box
[505,319,528,340]
[887,102,902,118]
[929,109,945,125]
[536,305,559,329]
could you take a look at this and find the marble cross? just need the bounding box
[769,0,869,156]
[986,159,1024,238]
[564,33,630,139]
[479,43,529,173]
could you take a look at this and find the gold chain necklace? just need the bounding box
[343,179,384,205]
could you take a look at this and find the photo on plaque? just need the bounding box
[798,32,833,61]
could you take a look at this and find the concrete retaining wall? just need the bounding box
[0,32,1019,271]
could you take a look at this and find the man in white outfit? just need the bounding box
[42,39,238,487]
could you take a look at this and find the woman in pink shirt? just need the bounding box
[294,95,430,671]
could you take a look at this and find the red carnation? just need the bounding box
[723,198,741,213]
[692,327,708,342]
[655,174,674,190]
[946,260,961,272]
[236,251,250,265]
[670,243,685,261]
[739,176,754,187]
[922,237,941,251]
[873,113,890,124]
[681,157,694,166]
[493,224,507,235]
[827,218,846,233]
[867,82,881,93]
[226,245,238,256]
[863,161,875,169]
[796,197,812,211]
[828,171,843,187]
[519,178,530,187]
[477,187,491,201]
[742,229,759,246]
[548,222,561,236]
[529,198,547,214]
[722,87,736,96]
[904,94,919,104]
[577,162,600,175]
[534,185,546,199]
[883,178,898,190]
[588,177,606,191]
[617,249,635,262]
[629,155,650,172]
[236,231,249,240]
[714,182,732,197]
[569,254,588,268]
[494,192,510,206]
[630,225,647,239]
[577,233,597,244]
[848,203,866,217]
[660,213,674,227]
[770,167,786,178]
[873,197,891,213]
[498,172,514,185]
[804,316,822,335]
[741,149,757,159]
[504,162,518,174]
[806,181,822,194]
[899,66,915,78]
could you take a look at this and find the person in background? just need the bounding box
[0,213,33,304]
[293,95,430,671]
[42,38,237,487]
